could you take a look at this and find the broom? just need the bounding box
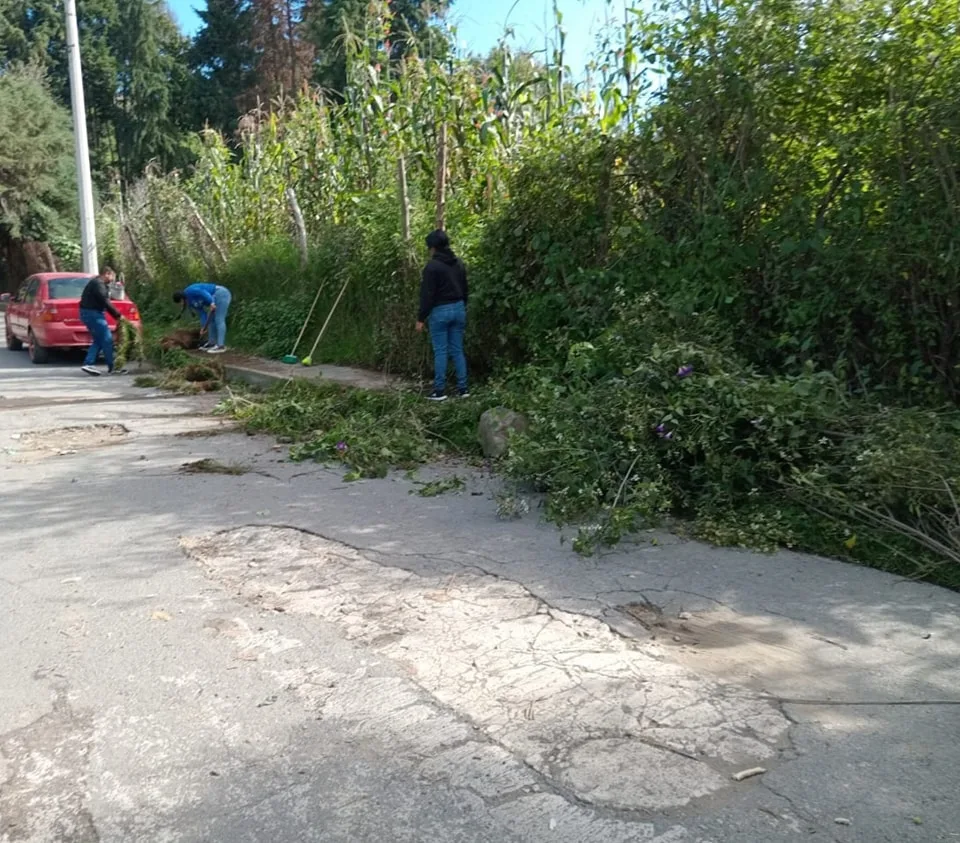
[282,280,328,364]
[301,277,350,367]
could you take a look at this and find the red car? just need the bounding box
[4,273,142,364]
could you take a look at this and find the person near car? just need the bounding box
[80,267,126,377]
[173,282,232,353]
[416,229,469,401]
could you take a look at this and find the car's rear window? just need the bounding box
[47,277,91,299]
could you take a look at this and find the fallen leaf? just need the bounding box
[844,534,857,550]
[151,610,172,622]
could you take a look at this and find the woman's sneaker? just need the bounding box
[81,365,101,377]
[426,390,447,402]
[206,346,226,354]
[458,388,471,398]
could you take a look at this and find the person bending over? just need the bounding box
[173,282,233,353]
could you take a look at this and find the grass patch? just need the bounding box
[133,359,225,394]
[217,380,479,480]
[412,475,465,497]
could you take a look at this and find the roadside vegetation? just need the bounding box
[9,0,960,589]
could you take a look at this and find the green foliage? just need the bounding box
[0,64,76,241]
[109,0,960,590]
[0,0,193,192]
[220,380,478,479]
[412,475,464,497]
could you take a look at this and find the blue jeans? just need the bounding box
[428,301,467,393]
[207,286,232,347]
[81,308,114,370]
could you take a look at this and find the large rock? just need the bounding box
[478,407,528,458]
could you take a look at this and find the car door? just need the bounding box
[10,278,36,337]
[19,278,40,338]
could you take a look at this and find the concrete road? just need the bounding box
[1,349,958,843]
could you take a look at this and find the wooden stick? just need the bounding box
[183,193,228,265]
[122,222,153,283]
[435,122,447,231]
[286,187,309,269]
[398,155,411,242]
[305,277,350,361]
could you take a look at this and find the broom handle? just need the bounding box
[306,277,351,360]
[291,281,327,355]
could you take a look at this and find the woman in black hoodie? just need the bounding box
[416,230,469,400]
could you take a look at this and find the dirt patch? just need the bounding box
[617,601,833,694]
[0,689,98,842]
[178,458,249,476]
[175,425,238,439]
[9,424,129,462]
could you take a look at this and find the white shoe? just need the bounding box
[81,365,101,376]
[206,346,226,354]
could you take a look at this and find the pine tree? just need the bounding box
[188,0,257,130]
[249,0,314,104]
[111,0,192,183]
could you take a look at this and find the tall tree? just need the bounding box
[189,0,257,130]
[0,0,120,185]
[111,0,193,182]
[250,0,314,102]
[0,64,77,287]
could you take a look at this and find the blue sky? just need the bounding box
[165,0,620,75]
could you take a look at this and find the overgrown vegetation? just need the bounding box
[105,0,960,589]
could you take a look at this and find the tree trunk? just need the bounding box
[1,231,56,291]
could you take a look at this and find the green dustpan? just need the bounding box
[281,354,298,364]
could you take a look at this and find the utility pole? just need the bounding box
[64,0,98,274]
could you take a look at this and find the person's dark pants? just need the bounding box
[427,300,468,393]
[80,308,114,370]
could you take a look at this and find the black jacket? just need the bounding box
[418,249,468,322]
[80,277,121,319]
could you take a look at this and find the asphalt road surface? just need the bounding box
[1,349,959,842]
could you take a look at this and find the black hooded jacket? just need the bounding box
[418,249,468,322]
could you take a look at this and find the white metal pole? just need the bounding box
[64,0,98,275]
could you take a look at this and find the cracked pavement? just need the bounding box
[1,353,959,842]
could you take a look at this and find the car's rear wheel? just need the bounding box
[28,330,50,364]
[5,323,23,351]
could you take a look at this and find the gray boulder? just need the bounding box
[478,407,529,458]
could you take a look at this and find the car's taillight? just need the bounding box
[129,307,140,321]
[39,303,58,322]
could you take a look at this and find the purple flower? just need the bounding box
[654,423,673,440]
[336,441,348,453]
[676,365,694,379]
